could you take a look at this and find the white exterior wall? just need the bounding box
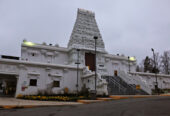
[1,44,170,96]
[21,45,69,65]
[130,72,170,90]
[0,59,83,96]
[96,53,107,75]
[104,54,136,76]
[62,69,80,93]
[18,66,82,95]
[1,49,169,97]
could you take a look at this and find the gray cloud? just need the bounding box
[0,0,170,63]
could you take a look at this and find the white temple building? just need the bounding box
[0,9,170,97]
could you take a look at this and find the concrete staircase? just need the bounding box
[102,76,149,95]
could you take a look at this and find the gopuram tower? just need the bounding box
[68,8,106,53]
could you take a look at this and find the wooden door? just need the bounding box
[85,53,95,71]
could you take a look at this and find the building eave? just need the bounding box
[0,59,83,70]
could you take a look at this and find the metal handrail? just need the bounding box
[113,76,138,93]
[109,77,126,92]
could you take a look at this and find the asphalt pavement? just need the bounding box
[0,96,170,116]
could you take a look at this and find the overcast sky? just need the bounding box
[0,0,170,63]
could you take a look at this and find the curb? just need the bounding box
[109,95,155,99]
[109,96,129,100]
[0,103,83,109]
[97,98,113,101]
[77,95,153,104]
[77,100,103,104]
[0,105,36,109]
[159,94,170,96]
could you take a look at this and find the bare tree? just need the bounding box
[161,51,170,74]
[138,51,170,74]
[144,56,154,73]
[139,53,161,73]
[150,52,161,73]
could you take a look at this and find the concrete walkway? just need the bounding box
[0,97,82,109]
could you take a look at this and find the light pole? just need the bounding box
[128,56,130,73]
[94,36,98,95]
[151,48,158,94]
[75,49,80,95]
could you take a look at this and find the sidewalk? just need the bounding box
[0,97,82,109]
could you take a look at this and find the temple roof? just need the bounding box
[68,8,106,52]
